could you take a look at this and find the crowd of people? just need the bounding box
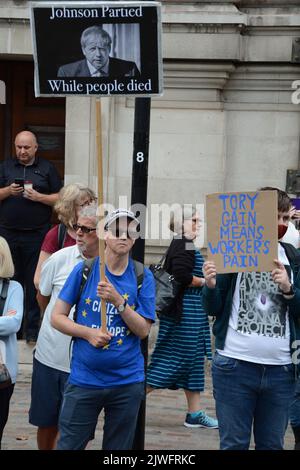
[0,130,300,450]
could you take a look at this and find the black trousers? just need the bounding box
[0,226,49,339]
[0,383,14,449]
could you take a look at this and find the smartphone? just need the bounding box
[14,178,24,187]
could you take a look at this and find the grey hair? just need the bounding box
[169,205,197,234]
[78,201,98,225]
[81,26,112,49]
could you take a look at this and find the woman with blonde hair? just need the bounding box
[0,236,23,448]
[34,183,96,289]
[147,206,218,429]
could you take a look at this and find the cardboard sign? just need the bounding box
[206,191,278,273]
[30,1,163,97]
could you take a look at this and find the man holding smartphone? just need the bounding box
[0,130,62,343]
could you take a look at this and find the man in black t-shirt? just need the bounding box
[0,130,62,343]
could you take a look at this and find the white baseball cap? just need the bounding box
[104,208,139,230]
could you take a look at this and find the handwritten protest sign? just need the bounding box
[30,1,162,97]
[206,191,278,273]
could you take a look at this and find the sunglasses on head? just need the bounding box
[74,223,97,234]
[109,228,132,239]
[77,197,98,208]
[108,226,140,240]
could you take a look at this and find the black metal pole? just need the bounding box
[131,97,151,450]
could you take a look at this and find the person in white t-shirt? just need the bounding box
[28,203,99,450]
[202,187,300,450]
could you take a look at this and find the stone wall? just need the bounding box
[1,1,300,260]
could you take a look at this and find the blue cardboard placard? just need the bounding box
[206,191,278,273]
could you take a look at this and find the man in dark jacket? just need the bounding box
[202,187,300,450]
[58,26,140,78]
[0,130,62,343]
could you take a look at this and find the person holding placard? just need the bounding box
[57,26,140,78]
[202,187,300,450]
[51,208,155,450]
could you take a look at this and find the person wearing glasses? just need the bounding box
[34,183,96,290]
[29,202,99,450]
[51,208,155,450]
[147,206,218,429]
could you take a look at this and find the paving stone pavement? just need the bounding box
[1,341,295,451]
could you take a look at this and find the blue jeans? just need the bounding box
[212,352,295,450]
[57,382,144,450]
[290,376,300,429]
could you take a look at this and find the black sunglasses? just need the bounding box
[74,224,97,234]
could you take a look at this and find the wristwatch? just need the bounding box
[116,299,127,313]
[282,283,295,296]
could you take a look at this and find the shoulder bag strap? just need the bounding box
[69,258,95,360]
[133,260,144,294]
[158,240,175,268]
[0,279,9,317]
[73,258,95,324]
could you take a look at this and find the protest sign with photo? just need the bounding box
[30,1,163,97]
[206,191,278,273]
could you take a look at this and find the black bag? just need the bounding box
[0,279,12,389]
[0,363,12,390]
[149,251,181,318]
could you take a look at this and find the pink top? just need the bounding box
[41,225,76,254]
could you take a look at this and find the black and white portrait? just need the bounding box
[31,2,162,96]
[57,24,141,78]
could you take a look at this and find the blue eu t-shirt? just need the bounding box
[58,257,155,388]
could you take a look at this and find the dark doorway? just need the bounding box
[0,60,65,179]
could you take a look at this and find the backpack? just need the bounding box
[57,223,67,250]
[73,258,144,323]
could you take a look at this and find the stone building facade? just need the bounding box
[1,0,300,259]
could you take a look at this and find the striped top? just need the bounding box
[147,249,212,391]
